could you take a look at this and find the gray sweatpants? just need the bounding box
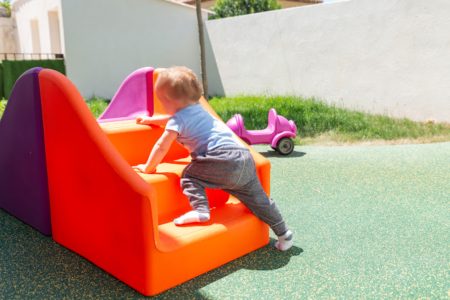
[180,145,289,236]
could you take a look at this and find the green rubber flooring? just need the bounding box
[1,143,450,299]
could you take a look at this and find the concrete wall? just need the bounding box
[205,0,450,123]
[13,0,65,57]
[0,16,19,54]
[61,0,210,99]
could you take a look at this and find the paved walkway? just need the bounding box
[1,143,449,299]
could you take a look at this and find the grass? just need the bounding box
[85,97,110,118]
[210,95,450,146]
[0,100,7,119]
[1,95,449,146]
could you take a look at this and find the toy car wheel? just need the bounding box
[276,137,294,155]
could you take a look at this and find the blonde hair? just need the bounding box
[156,66,203,103]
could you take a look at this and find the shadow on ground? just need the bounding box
[158,239,302,299]
[258,149,306,158]
[0,208,302,299]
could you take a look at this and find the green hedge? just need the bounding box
[2,60,65,99]
[0,62,4,100]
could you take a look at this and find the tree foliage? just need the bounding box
[0,0,11,17]
[209,0,281,20]
[0,1,11,9]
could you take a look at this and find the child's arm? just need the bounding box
[132,129,178,174]
[136,115,171,126]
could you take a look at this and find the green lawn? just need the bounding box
[210,95,450,145]
[2,95,450,146]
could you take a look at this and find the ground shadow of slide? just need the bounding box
[0,209,302,299]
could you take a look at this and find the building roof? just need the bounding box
[165,0,214,13]
[174,0,322,4]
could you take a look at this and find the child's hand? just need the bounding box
[136,116,152,125]
[132,164,156,174]
[136,115,171,126]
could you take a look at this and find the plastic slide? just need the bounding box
[35,68,271,295]
[97,67,155,123]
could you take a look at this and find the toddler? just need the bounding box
[133,66,293,251]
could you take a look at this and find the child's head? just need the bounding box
[155,66,202,115]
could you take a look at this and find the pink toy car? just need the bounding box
[226,109,297,155]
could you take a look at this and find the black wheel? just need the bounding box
[276,137,294,155]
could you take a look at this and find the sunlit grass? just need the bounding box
[1,95,449,146]
[209,95,450,145]
[85,97,110,118]
[0,100,7,119]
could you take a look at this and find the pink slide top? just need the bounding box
[97,67,154,123]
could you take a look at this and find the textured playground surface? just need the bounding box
[1,143,450,299]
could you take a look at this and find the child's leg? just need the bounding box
[177,145,293,249]
[223,151,293,251]
[175,178,210,225]
[177,147,246,225]
[224,179,293,251]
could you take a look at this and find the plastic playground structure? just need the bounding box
[0,67,272,296]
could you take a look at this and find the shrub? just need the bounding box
[209,0,281,20]
[0,0,11,17]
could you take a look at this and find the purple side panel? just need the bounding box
[97,67,155,123]
[0,67,52,236]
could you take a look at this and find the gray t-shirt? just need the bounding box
[165,103,244,155]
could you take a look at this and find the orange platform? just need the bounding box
[39,69,271,296]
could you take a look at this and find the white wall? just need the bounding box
[13,0,65,56]
[206,0,450,123]
[61,0,210,99]
[0,16,18,54]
